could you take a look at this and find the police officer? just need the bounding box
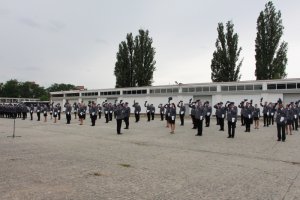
[285,104,293,135]
[108,103,113,121]
[204,101,212,127]
[78,102,86,125]
[115,102,125,134]
[215,102,226,131]
[144,101,151,122]
[226,101,237,138]
[150,104,155,120]
[195,100,205,136]
[29,104,34,120]
[189,99,196,129]
[177,101,185,126]
[238,100,246,126]
[123,102,131,129]
[243,101,253,132]
[291,102,298,131]
[42,104,48,122]
[169,103,176,134]
[158,104,164,121]
[103,101,109,123]
[36,103,41,121]
[49,103,53,120]
[97,104,102,119]
[276,99,286,142]
[260,99,269,127]
[164,103,170,128]
[253,104,260,129]
[132,100,141,123]
[90,102,98,126]
[65,101,72,124]
[73,102,78,119]
[269,103,276,125]
[53,104,58,123]
[57,103,62,120]
[21,103,28,120]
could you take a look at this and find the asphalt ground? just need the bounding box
[1,115,300,200]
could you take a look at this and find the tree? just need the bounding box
[211,21,242,82]
[46,83,76,92]
[1,79,20,97]
[114,29,156,87]
[255,1,288,80]
[114,33,135,88]
[134,29,156,87]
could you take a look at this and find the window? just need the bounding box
[52,94,64,97]
[203,87,209,92]
[66,93,79,97]
[221,86,228,91]
[132,90,136,94]
[237,85,244,91]
[182,88,188,93]
[142,90,147,94]
[137,90,141,94]
[254,85,262,90]
[196,87,202,92]
[150,90,154,94]
[245,85,253,90]
[210,86,217,91]
[167,88,172,93]
[277,84,286,90]
[287,83,296,89]
[267,84,276,90]
[173,88,179,93]
[155,89,160,94]
[161,89,166,93]
[189,88,195,92]
[298,83,300,89]
[229,86,236,91]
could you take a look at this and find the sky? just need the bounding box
[0,0,299,89]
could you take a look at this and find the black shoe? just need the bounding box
[124,127,128,129]
[227,136,231,138]
[282,140,285,142]
[277,139,281,141]
[195,134,201,136]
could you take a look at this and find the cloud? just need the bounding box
[0,8,10,16]
[19,17,41,29]
[47,20,66,32]
[95,39,109,45]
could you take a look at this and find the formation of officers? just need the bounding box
[1,97,299,142]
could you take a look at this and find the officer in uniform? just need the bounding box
[164,103,170,128]
[158,104,164,121]
[21,103,28,120]
[90,102,98,126]
[36,103,41,121]
[132,100,141,123]
[276,99,286,142]
[189,99,196,129]
[42,104,48,122]
[144,101,151,122]
[150,104,155,120]
[238,100,246,126]
[65,101,72,124]
[78,102,86,125]
[269,103,276,125]
[29,104,34,120]
[291,102,298,131]
[215,102,226,131]
[123,102,130,129]
[242,101,253,132]
[260,98,269,127]
[97,104,102,119]
[195,100,205,136]
[253,104,260,129]
[53,104,58,123]
[49,103,53,120]
[103,101,109,123]
[57,103,62,120]
[169,103,176,134]
[226,101,237,138]
[204,101,212,127]
[108,103,113,121]
[73,102,78,119]
[114,102,125,134]
[177,101,185,126]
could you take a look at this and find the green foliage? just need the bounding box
[255,1,288,80]
[211,21,243,82]
[114,29,156,88]
[0,80,76,100]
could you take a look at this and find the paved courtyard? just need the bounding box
[1,116,300,200]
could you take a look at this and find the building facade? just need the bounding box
[50,78,300,115]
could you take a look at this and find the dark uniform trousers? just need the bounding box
[135,113,140,122]
[191,115,196,128]
[160,112,164,121]
[205,115,210,127]
[117,119,122,134]
[151,112,154,120]
[179,114,184,125]
[91,115,97,126]
[147,112,151,121]
[292,117,298,130]
[105,113,109,123]
[37,112,40,121]
[98,112,101,119]
[196,119,203,135]
[228,121,236,138]
[277,124,286,141]
[219,117,224,130]
[109,112,113,121]
[30,111,33,120]
[66,113,71,124]
[240,115,244,126]
[245,117,251,132]
[124,117,129,128]
[58,111,61,120]
[263,114,269,126]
